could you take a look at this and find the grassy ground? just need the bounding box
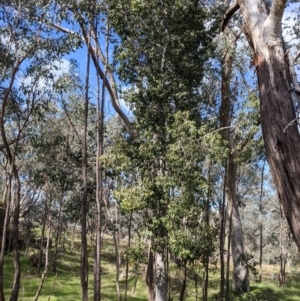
[3,242,300,301]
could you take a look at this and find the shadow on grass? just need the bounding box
[251,286,282,301]
[250,279,300,301]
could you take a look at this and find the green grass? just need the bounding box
[3,244,300,301]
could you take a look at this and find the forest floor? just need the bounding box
[3,237,300,301]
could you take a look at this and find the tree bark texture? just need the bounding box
[179,263,187,301]
[0,175,11,301]
[155,251,167,301]
[227,155,249,294]
[219,163,227,299]
[231,0,300,251]
[9,171,21,301]
[146,241,155,301]
[258,161,265,282]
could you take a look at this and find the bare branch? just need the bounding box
[79,24,134,135]
[287,50,300,94]
[48,15,134,135]
[283,117,299,133]
[294,51,300,64]
[222,0,240,32]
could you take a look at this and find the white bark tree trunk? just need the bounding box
[155,251,167,301]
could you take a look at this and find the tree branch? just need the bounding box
[265,0,287,35]
[78,21,134,135]
[270,0,287,19]
[222,0,240,32]
[47,16,134,135]
[294,51,300,64]
[0,135,27,152]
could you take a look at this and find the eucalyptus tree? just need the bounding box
[218,20,263,295]
[222,0,300,252]
[7,0,133,135]
[0,3,74,299]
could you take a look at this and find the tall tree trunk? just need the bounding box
[9,168,21,301]
[258,161,265,282]
[81,38,91,301]
[228,162,249,294]
[0,174,12,301]
[53,193,63,273]
[219,161,227,300]
[124,211,132,301]
[258,45,300,251]
[93,17,108,301]
[38,204,47,275]
[179,262,187,301]
[224,0,300,254]
[146,240,155,301]
[112,227,121,301]
[202,162,211,301]
[225,209,232,301]
[33,216,51,301]
[219,26,249,294]
[155,251,167,301]
[278,204,286,286]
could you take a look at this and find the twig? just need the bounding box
[222,0,240,32]
[283,117,300,133]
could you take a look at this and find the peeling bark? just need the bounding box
[223,0,300,251]
[155,251,167,301]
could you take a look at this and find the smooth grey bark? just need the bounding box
[219,26,249,294]
[219,161,227,299]
[278,204,286,286]
[0,175,12,301]
[258,161,265,282]
[155,251,167,301]
[223,0,300,252]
